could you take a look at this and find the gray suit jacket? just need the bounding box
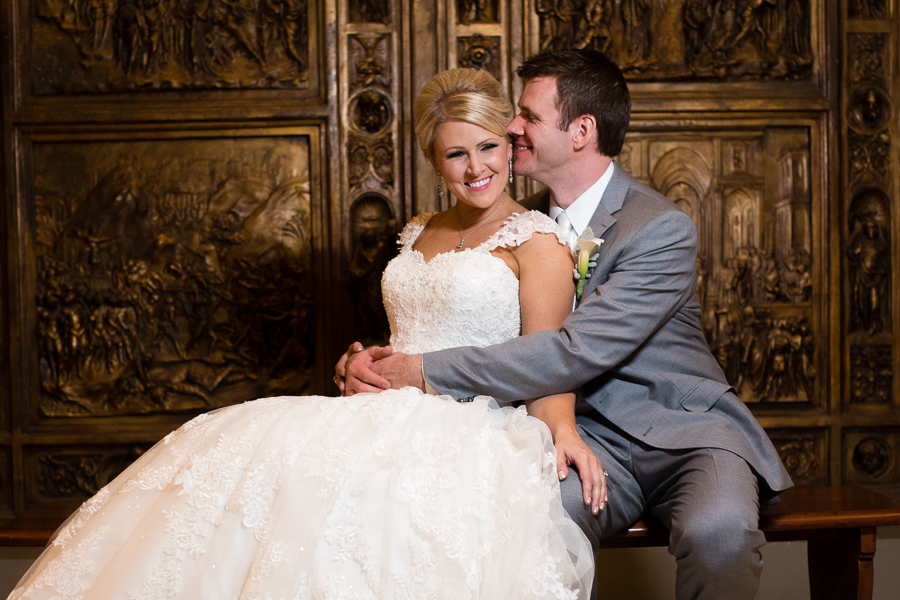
[424,165,793,497]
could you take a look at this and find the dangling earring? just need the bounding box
[438,174,445,199]
[508,156,514,184]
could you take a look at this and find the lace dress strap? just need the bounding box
[481,211,567,253]
[397,212,436,251]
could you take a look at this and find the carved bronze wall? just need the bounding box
[534,0,813,80]
[622,128,817,406]
[2,0,900,515]
[30,0,315,93]
[30,130,318,418]
[341,0,401,348]
[844,430,898,485]
[28,445,152,501]
[770,429,828,486]
[842,0,898,441]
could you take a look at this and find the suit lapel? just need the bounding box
[578,164,631,303]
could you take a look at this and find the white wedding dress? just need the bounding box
[9,211,594,600]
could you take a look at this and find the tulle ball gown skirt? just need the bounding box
[9,388,594,600]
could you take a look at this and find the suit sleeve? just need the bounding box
[423,209,699,401]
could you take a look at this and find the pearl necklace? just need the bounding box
[456,196,506,249]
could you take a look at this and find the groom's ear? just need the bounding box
[571,115,597,151]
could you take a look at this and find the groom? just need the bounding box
[341,49,792,600]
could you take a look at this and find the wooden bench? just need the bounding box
[3,486,900,599]
[597,485,900,600]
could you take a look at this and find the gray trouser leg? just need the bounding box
[645,447,764,600]
[560,416,764,600]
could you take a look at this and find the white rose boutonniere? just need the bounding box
[573,227,604,300]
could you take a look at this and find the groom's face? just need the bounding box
[507,77,574,185]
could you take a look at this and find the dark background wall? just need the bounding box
[1,0,898,517]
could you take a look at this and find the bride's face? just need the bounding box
[432,121,511,209]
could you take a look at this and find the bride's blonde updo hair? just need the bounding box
[414,68,514,160]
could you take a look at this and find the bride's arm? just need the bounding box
[513,232,608,515]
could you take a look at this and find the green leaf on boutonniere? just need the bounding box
[575,227,604,300]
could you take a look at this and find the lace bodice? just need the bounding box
[382,211,564,355]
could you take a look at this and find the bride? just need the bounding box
[9,68,597,600]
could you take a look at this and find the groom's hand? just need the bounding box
[371,353,425,391]
[555,428,608,515]
[341,344,394,395]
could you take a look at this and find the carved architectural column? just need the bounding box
[841,0,899,485]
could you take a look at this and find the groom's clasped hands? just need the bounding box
[335,342,609,515]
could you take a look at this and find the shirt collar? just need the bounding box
[548,162,614,237]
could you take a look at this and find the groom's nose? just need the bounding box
[507,115,525,136]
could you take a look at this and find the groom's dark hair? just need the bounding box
[517,49,631,157]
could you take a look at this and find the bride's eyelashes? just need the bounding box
[444,143,501,161]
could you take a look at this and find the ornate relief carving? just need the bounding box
[852,437,892,477]
[349,34,391,93]
[848,34,886,84]
[536,0,813,81]
[850,345,892,404]
[349,194,396,346]
[848,130,891,182]
[350,89,392,134]
[348,0,390,24]
[849,89,892,133]
[37,448,148,498]
[847,189,891,335]
[844,431,899,484]
[848,0,888,19]
[457,36,501,81]
[773,434,824,486]
[725,142,749,175]
[457,0,498,24]
[711,309,815,403]
[639,131,814,404]
[348,134,394,188]
[32,0,310,94]
[33,135,316,416]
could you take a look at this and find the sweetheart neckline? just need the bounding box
[406,247,520,280]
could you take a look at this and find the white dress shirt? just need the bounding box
[548,161,615,240]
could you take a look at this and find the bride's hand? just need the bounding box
[333,342,364,393]
[554,428,608,515]
[343,345,394,395]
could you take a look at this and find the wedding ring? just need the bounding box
[333,375,342,385]
[602,471,609,477]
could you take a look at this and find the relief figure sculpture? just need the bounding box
[34,0,310,93]
[847,189,890,335]
[33,137,315,416]
[348,194,396,346]
[537,0,813,80]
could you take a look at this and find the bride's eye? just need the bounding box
[446,150,465,159]
[480,143,499,153]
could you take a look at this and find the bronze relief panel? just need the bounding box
[624,126,816,406]
[846,189,891,337]
[843,430,899,484]
[532,0,814,81]
[24,127,320,418]
[27,0,316,94]
[457,35,501,81]
[26,444,153,502]
[848,0,888,20]
[849,344,893,405]
[769,429,828,486]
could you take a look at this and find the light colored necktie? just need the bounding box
[555,210,578,251]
